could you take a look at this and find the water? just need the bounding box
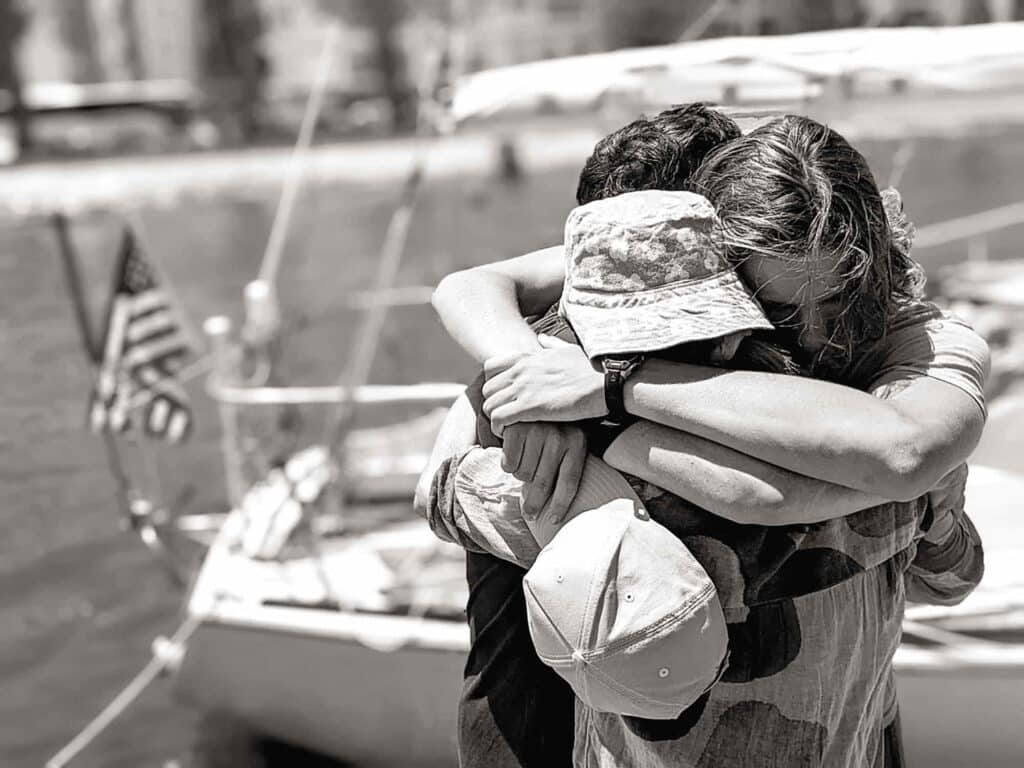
[3,124,1024,768]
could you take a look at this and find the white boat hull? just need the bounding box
[177,610,464,767]
[176,465,1024,766]
[176,605,1024,768]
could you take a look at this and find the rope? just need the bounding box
[45,613,204,768]
[257,23,341,288]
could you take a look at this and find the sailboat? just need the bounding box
[51,22,1024,768]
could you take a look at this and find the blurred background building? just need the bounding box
[3,0,1024,156]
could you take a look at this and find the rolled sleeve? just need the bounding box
[869,305,991,418]
[426,447,541,569]
[906,511,985,607]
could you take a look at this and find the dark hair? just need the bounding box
[575,119,687,205]
[574,108,800,376]
[691,114,925,380]
[576,105,741,205]
[650,102,741,184]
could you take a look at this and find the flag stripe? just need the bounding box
[123,333,191,370]
[127,289,171,318]
[167,410,189,443]
[88,226,194,443]
[126,309,178,344]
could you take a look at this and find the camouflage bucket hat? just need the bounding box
[559,190,773,359]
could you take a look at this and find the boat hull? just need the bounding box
[176,608,465,768]
[176,464,1024,765]
[177,605,1024,768]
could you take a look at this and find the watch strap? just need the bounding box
[602,355,643,425]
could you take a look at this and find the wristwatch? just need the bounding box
[601,354,645,425]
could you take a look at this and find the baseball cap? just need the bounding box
[522,458,729,719]
[559,189,773,358]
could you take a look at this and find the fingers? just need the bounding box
[514,425,545,483]
[489,401,531,434]
[501,425,526,475]
[483,354,520,379]
[481,368,515,401]
[522,435,563,520]
[482,387,517,422]
[542,433,586,524]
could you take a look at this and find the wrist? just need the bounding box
[622,358,710,427]
[601,354,644,425]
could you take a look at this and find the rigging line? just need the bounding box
[45,612,204,768]
[321,20,455,454]
[257,22,341,288]
[324,164,426,450]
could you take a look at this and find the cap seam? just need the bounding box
[532,579,717,665]
[587,580,717,660]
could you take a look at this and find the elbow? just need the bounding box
[880,438,937,502]
[431,271,465,317]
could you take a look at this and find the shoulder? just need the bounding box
[882,299,990,370]
[859,299,991,414]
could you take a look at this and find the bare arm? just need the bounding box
[604,420,889,526]
[623,363,987,501]
[431,245,564,363]
[435,251,988,504]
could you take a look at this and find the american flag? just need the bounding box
[89,226,194,443]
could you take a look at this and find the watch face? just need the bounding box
[602,354,643,372]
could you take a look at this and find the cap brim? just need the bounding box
[562,269,773,359]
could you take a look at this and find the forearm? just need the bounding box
[604,420,890,526]
[623,360,980,500]
[431,247,564,364]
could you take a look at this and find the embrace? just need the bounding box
[414,105,989,768]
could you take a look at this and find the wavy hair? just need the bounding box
[691,115,925,380]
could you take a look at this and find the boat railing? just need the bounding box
[201,314,463,505]
[208,382,464,407]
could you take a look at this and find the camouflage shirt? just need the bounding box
[425,300,987,768]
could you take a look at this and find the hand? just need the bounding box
[924,463,968,543]
[482,335,606,434]
[501,422,587,523]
